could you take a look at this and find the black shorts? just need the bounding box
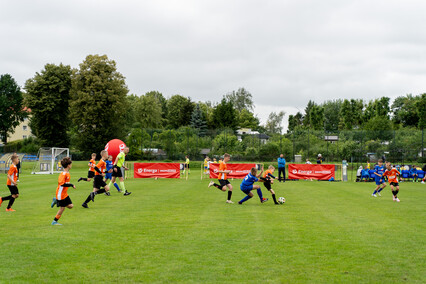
[112,166,123,178]
[57,196,72,207]
[93,175,107,189]
[263,181,272,191]
[7,185,19,195]
[218,179,230,187]
[88,171,95,178]
[185,164,190,169]
[390,182,399,187]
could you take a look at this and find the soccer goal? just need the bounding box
[32,147,70,174]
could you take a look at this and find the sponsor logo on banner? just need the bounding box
[288,164,335,180]
[209,163,256,179]
[134,163,180,179]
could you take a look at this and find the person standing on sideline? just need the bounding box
[317,154,323,164]
[277,154,286,182]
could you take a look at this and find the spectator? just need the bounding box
[306,158,312,164]
[422,164,426,184]
[277,154,286,182]
[361,166,370,182]
[410,165,418,182]
[356,166,363,182]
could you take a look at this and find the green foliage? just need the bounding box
[322,100,342,132]
[237,108,260,130]
[24,64,72,147]
[0,74,27,144]
[212,130,238,154]
[2,136,41,153]
[211,97,238,130]
[225,87,254,112]
[190,104,208,136]
[309,104,324,130]
[265,111,285,134]
[339,99,364,130]
[415,93,426,129]
[69,54,128,155]
[288,112,303,132]
[166,95,194,129]
[136,94,163,129]
[145,91,167,125]
[391,94,420,128]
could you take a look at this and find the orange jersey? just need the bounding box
[383,168,400,184]
[89,159,96,172]
[56,172,71,200]
[7,164,18,186]
[218,162,228,180]
[95,159,106,176]
[263,169,273,179]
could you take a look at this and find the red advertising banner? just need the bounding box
[134,163,180,179]
[209,163,256,179]
[288,164,335,180]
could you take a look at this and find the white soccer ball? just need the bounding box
[278,197,285,204]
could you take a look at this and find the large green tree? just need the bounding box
[0,74,27,144]
[237,108,260,129]
[190,104,208,136]
[225,87,254,112]
[211,97,238,130]
[70,54,128,155]
[166,95,194,129]
[136,94,163,129]
[415,93,426,129]
[288,112,303,132]
[391,94,420,128]
[24,64,72,147]
[265,111,285,134]
[322,100,342,132]
[145,91,167,126]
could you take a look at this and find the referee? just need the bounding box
[108,147,131,196]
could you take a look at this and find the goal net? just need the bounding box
[32,147,70,174]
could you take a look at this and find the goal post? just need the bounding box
[32,147,70,174]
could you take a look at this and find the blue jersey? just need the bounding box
[106,160,113,172]
[240,173,258,189]
[374,165,385,180]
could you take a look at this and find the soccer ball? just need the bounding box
[278,197,285,204]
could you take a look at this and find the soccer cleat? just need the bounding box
[82,203,88,208]
[238,201,243,204]
[51,197,57,208]
[393,196,396,201]
[90,192,95,202]
[261,198,269,203]
[395,198,400,202]
[51,221,62,225]
[78,177,83,182]
[372,194,377,197]
[0,197,2,207]
[377,192,381,197]
[421,181,425,184]
[6,208,16,212]
[104,191,111,196]
[123,191,132,196]
[226,200,234,204]
[208,181,214,188]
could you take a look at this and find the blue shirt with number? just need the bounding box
[374,165,385,181]
[240,173,258,190]
[106,160,113,172]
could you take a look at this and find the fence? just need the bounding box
[126,128,425,164]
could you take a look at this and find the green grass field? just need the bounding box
[0,162,425,283]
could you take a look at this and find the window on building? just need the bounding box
[23,125,28,131]
[23,135,27,139]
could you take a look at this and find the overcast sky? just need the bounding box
[1,0,426,131]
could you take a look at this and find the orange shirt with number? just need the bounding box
[56,172,71,200]
[7,164,18,186]
[218,162,228,180]
[95,159,106,176]
[89,159,96,172]
[383,168,400,183]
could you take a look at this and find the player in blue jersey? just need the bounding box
[238,166,269,204]
[372,159,386,197]
[105,155,121,192]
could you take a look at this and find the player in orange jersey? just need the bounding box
[78,153,96,182]
[381,162,402,202]
[260,165,280,205]
[0,154,20,212]
[51,157,75,225]
[82,150,110,208]
[208,153,234,203]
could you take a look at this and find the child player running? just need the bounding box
[238,166,269,204]
[260,165,280,205]
[78,153,96,182]
[105,155,121,192]
[0,154,20,211]
[208,153,234,203]
[82,150,110,208]
[381,162,402,202]
[51,157,75,225]
[372,159,386,197]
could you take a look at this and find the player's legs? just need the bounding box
[269,188,278,204]
[377,183,386,196]
[393,185,400,202]
[211,180,227,191]
[5,186,19,211]
[238,189,254,204]
[226,183,233,203]
[372,183,380,196]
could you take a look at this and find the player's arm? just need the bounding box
[268,173,277,179]
[60,182,76,189]
[256,167,264,178]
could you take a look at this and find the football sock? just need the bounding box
[227,191,232,201]
[114,183,120,191]
[394,190,398,197]
[84,195,92,204]
[373,190,377,194]
[272,194,277,204]
[97,188,106,194]
[378,187,383,193]
[239,195,252,204]
[120,182,126,192]
[2,195,12,201]
[256,188,263,201]
[213,183,222,190]
[108,181,112,188]
[81,178,87,181]
[7,197,15,209]
[54,215,61,222]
